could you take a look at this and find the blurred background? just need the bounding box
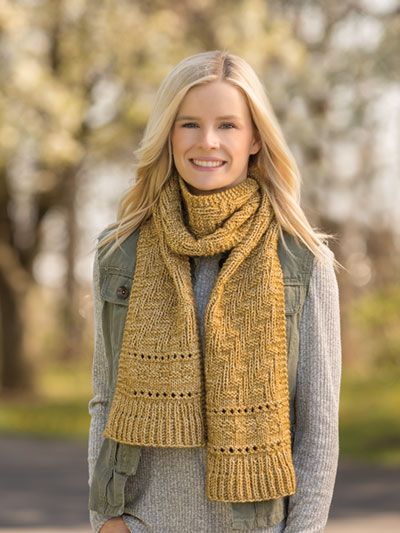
[0,0,399,531]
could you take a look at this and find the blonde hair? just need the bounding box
[95,50,342,270]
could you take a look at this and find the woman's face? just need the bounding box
[171,80,261,195]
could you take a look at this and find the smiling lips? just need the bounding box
[190,158,226,168]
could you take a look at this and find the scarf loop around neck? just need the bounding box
[103,171,296,502]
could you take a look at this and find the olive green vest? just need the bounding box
[89,226,315,530]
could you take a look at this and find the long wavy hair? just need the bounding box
[95,50,341,270]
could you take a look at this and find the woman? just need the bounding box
[88,50,342,533]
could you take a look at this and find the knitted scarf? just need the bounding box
[103,171,296,502]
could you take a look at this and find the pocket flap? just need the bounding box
[101,271,133,306]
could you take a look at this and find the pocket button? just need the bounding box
[116,285,130,300]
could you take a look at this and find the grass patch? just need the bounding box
[339,367,400,465]
[0,398,90,440]
[0,358,92,441]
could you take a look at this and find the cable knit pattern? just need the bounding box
[88,244,341,532]
[103,172,296,503]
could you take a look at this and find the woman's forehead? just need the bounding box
[177,81,252,119]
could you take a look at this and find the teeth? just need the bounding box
[192,159,225,168]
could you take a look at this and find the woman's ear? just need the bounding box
[250,131,262,155]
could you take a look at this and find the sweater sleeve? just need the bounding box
[87,247,115,532]
[284,248,342,533]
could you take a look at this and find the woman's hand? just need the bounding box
[99,517,130,532]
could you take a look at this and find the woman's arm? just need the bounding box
[88,247,120,532]
[284,248,342,533]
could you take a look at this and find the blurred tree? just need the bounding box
[264,0,400,363]
[0,0,399,390]
[0,170,32,391]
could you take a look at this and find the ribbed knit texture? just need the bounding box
[88,245,341,532]
[102,172,296,503]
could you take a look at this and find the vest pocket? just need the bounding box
[105,442,142,512]
[105,469,127,509]
[89,438,119,513]
[89,438,142,516]
[101,270,133,306]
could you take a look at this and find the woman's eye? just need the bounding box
[181,122,236,129]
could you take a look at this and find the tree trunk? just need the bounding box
[0,175,33,393]
[0,264,31,392]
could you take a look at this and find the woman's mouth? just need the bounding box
[189,159,227,170]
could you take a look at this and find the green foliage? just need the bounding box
[0,359,91,441]
[340,368,400,465]
[349,284,400,370]
[0,399,89,441]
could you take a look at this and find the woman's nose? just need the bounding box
[198,128,220,149]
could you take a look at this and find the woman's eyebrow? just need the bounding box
[175,114,241,121]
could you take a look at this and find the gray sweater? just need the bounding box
[88,249,342,532]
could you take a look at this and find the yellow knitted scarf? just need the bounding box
[103,171,296,502]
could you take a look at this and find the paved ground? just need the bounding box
[325,458,400,532]
[0,435,90,531]
[0,434,399,532]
